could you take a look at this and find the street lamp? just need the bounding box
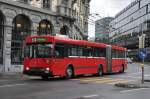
[88,13,113,44]
[88,13,103,22]
[89,13,102,19]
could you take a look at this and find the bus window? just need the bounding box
[36,44,52,58]
[118,50,125,58]
[77,46,83,56]
[55,44,65,57]
[24,44,53,58]
[83,46,93,57]
[112,49,125,58]
[100,48,106,57]
[112,50,117,58]
[87,47,93,57]
[24,45,31,57]
[93,48,106,57]
[67,45,78,57]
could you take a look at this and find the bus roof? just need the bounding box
[26,35,126,50]
[111,45,127,51]
[55,36,108,48]
[26,36,107,48]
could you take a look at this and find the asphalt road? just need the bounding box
[0,63,150,99]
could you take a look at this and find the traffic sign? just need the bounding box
[138,48,147,60]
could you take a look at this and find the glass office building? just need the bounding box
[109,0,150,61]
[95,17,113,43]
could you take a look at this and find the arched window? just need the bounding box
[60,25,69,35]
[38,20,53,35]
[11,14,31,64]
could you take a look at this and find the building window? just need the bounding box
[38,20,53,35]
[62,0,68,6]
[60,25,69,35]
[19,0,28,3]
[11,15,31,64]
[43,0,50,9]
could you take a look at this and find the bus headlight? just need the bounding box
[45,68,50,73]
[46,67,50,71]
[26,67,30,71]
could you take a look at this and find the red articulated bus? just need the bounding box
[23,35,127,79]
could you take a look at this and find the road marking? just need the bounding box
[138,64,149,67]
[80,78,112,82]
[145,74,150,77]
[0,80,10,82]
[82,94,99,98]
[28,76,41,79]
[72,77,102,80]
[0,83,27,88]
[72,77,134,85]
[119,70,150,79]
[121,75,141,79]
[119,72,150,79]
[95,79,124,83]
[120,88,149,93]
[95,79,134,84]
[127,72,141,76]
[108,80,134,84]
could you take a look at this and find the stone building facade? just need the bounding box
[0,0,91,72]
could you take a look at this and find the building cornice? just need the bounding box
[0,0,56,16]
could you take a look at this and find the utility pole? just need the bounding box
[138,23,146,84]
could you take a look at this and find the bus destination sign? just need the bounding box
[32,38,47,42]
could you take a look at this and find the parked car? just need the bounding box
[127,58,133,64]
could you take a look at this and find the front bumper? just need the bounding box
[23,68,53,76]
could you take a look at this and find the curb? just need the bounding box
[0,73,24,79]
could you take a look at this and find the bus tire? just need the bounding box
[97,65,103,76]
[41,75,49,80]
[65,66,74,79]
[120,65,125,73]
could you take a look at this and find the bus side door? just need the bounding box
[52,44,67,76]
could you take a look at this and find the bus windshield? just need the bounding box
[24,43,53,58]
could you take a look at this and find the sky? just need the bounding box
[88,0,135,38]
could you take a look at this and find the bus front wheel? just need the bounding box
[66,66,73,79]
[41,75,49,80]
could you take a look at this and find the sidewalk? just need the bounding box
[115,80,150,88]
[0,72,25,80]
[134,62,150,65]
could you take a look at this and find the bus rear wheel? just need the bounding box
[66,66,73,79]
[120,65,125,73]
[97,66,103,76]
